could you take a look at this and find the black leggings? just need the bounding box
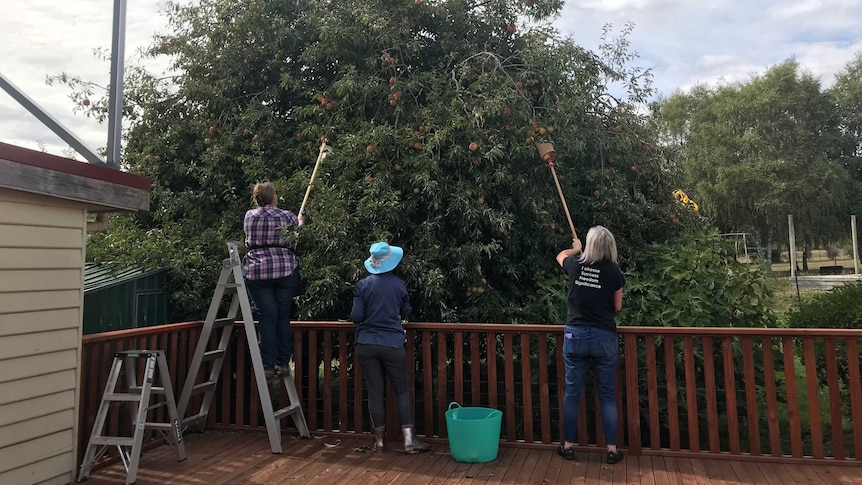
[356,343,413,430]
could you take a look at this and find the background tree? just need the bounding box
[653,60,855,255]
[830,53,862,256]
[83,0,682,322]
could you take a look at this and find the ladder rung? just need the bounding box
[273,403,302,421]
[144,401,168,412]
[202,349,226,362]
[103,393,143,402]
[146,422,175,431]
[182,412,207,427]
[89,436,135,447]
[213,317,235,329]
[130,386,165,394]
[191,381,217,395]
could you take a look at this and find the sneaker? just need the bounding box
[557,446,575,461]
[264,368,278,380]
[606,450,623,464]
[274,364,290,376]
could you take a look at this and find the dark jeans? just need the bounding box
[356,343,413,430]
[561,325,619,445]
[246,271,301,370]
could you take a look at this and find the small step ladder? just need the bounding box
[77,350,186,484]
[176,241,310,453]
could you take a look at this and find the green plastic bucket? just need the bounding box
[445,402,502,463]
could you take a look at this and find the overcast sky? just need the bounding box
[2,0,861,159]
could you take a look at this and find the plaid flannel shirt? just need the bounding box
[241,206,299,281]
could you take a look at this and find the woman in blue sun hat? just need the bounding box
[351,241,431,454]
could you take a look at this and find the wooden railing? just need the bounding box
[79,322,862,465]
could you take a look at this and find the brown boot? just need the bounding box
[372,426,385,452]
[402,427,431,454]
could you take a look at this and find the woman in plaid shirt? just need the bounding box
[242,182,305,379]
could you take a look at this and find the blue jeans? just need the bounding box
[561,325,619,445]
[246,271,301,370]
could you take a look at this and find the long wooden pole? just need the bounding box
[299,141,332,215]
[549,163,577,241]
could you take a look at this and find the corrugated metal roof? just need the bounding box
[84,263,167,293]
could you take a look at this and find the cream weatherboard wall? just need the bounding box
[0,188,87,485]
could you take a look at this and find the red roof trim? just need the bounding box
[0,142,151,192]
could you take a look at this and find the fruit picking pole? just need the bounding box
[548,161,578,241]
[299,141,332,215]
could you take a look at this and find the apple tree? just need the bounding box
[86,0,683,322]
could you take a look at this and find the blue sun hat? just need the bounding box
[364,241,403,274]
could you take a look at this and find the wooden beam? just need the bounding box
[0,159,149,212]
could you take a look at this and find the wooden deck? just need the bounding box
[81,431,862,484]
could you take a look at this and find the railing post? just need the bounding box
[623,333,641,455]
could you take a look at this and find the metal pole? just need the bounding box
[788,215,797,277]
[852,215,859,276]
[106,0,128,169]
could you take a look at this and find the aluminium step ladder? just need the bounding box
[77,350,186,484]
[176,241,310,454]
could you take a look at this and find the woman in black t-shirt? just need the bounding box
[555,226,625,465]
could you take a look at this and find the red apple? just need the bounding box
[366,145,375,153]
[503,107,511,116]
[468,142,478,151]
[209,126,217,133]
[630,165,637,171]
[82,99,90,106]
[507,24,517,33]
[243,128,250,135]
[390,76,396,84]
[593,190,600,197]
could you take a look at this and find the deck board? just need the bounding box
[80,431,862,484]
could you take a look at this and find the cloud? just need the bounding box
[557,0,862,98]
[0,0,183,157]
[2,0,861,159]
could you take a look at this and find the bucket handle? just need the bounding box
[448,402,461,411]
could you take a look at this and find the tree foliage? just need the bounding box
[653,60,857,250]
[620,228,776,328]
[84,0,685,322]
